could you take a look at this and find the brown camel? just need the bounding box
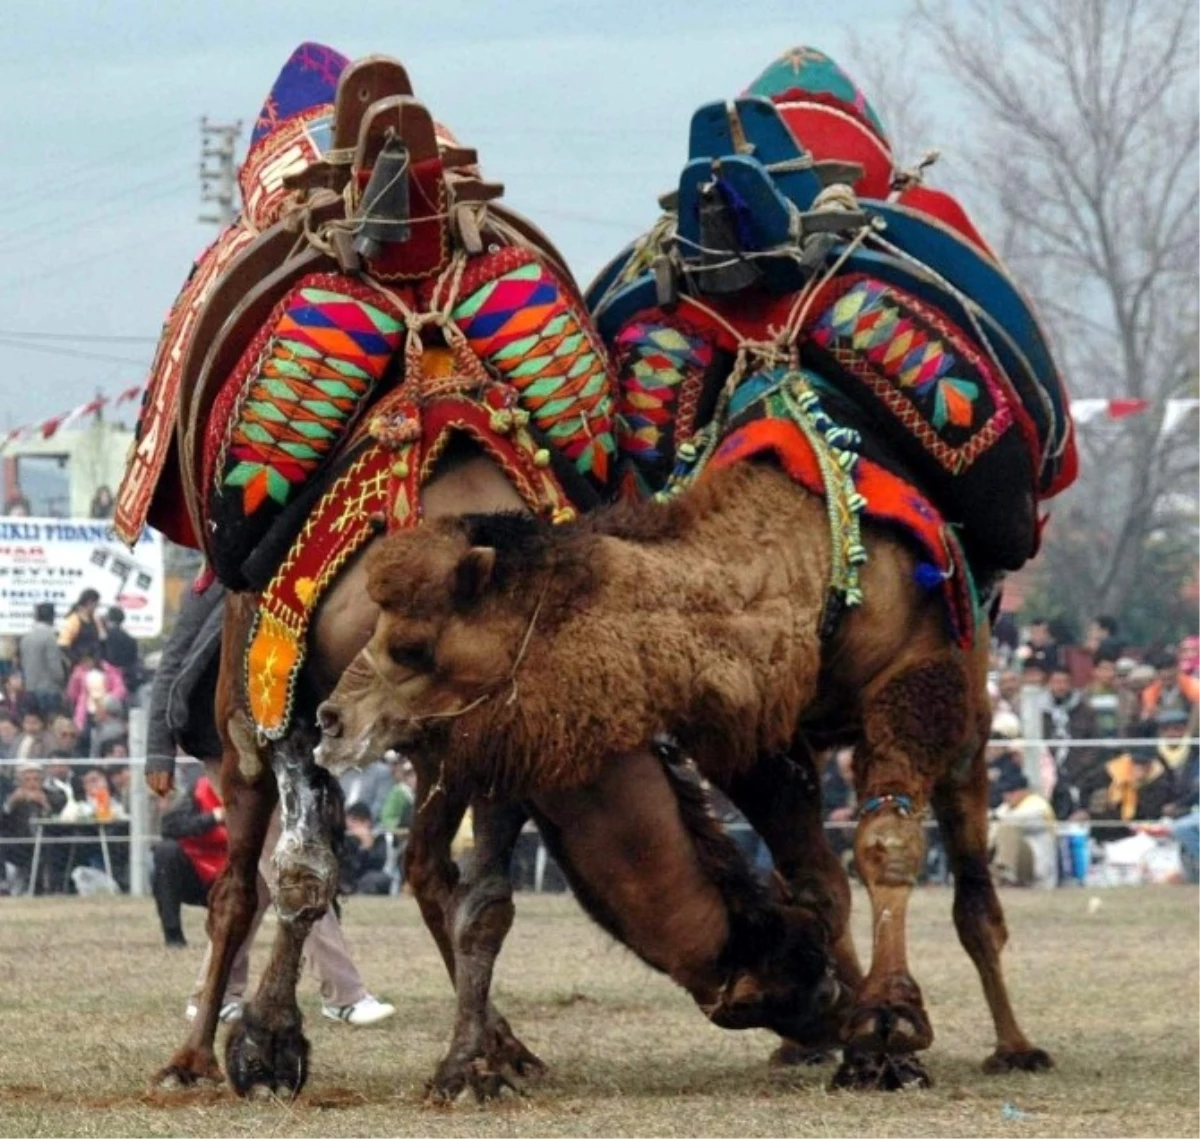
[316,458,1055,1089]
[150,440,843,1100]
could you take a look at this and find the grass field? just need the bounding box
[0,885,1195,1138]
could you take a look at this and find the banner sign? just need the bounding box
[0,518,164,638]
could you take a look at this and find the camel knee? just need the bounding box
[452,876,515,956]
[855,808,925,887]
[271,832,338,924]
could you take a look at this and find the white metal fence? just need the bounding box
[0,721,1195,898]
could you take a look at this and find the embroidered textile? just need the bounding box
[450,247,616,493]
[202,275,408,585]
[669,367,976,648]
[246,375,578,737]
[613,315,714,499]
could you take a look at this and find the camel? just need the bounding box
[315,457,1056,1089]
[148,447,845,1098]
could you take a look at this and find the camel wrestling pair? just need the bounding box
[117,41,1076,1099]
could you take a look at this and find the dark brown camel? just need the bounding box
[148,441,842,1100]
[316,459,1055,1089]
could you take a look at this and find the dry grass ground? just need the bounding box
[0,885,1195,1138]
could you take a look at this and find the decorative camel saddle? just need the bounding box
[589,46,1079,599]
[115,43,616,737]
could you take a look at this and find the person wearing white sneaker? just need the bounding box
[185,805,395,1028]
[321,993,395,1026]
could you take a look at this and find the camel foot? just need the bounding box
[844,976,933,1054]
[488,1018,547,1080]
[982,1046,1054,1074]
[153,1050,222,1089]
[770,1040,838,1067]
[831,1049,932,1091]
[426,1054,522,1104]
[225,1007,310,1100]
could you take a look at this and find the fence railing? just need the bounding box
[1,722,1195,897]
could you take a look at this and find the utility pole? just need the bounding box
[198,117,242,227]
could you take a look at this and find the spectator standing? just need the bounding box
[14,704,55,761]
[340,759,392,824]
[2,672,29,721]
[65,651,126,745]
[18,603,65,717]
[88,696,128,760]
[58,589,106,666]
[1122,664,1157,731]
[1042,667,1105,819]
[340,802,392,895]
[89,486,115,519]
[817,748,858,870]
[0,712,19,760]
[1141,648,1199,723]
[1084,615,1123,660]
[1020,617,1061,673]
[1084,652,1122,740]
[48,715,84,759]
[379,757,416,832]
[101,606,141,700]
[986,712,1026,810]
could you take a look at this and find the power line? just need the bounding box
[0,337,150,366]
[3,121,193,214]
[0,330,159,345]
[0,176,194,253]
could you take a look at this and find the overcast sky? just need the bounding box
[0,0,929,431]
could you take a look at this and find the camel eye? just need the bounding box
[388,640,435,672]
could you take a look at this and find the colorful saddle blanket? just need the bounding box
[114,43,619,737]
[588,45,1078,577]
[247,351,582,737]
[665,367,977,649]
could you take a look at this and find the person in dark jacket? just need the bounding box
[339,802,392,895]
[102,606,141,699]
[151,769,228,947]
[145,580,226,778]
[18,603,65,717]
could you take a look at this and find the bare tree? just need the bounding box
[878,0,1200,638]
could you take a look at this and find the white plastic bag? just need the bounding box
[71,866,121,896]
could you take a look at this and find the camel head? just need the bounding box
[314,512,558,775]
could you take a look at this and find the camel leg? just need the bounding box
[932,752,1054,1075]
[154,758,276,1087]
[832,659,973,1091]
[405,763,469,980]
[225,729,341,1099]
[724,743,861,1063]
[427,799,545,1102]
[532,750,835,1042]
[405,769,543,1099]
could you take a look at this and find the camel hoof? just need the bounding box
[770,1040,837,1067]
[831,1050,932,1091]
[844,1001,933,1055]
[983,1046,1055,1074]
[427,1057,522,1104]
[225,1009,310,1100]
[490,1029,547,1080]
[153,1055,222,1089]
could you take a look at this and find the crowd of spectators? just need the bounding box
[820,613,1199,888]
[0,590,145,895]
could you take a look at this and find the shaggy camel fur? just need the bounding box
[147,442,839,1101]
[317,459,1054,1088]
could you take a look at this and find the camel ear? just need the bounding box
[454,546,496,604]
